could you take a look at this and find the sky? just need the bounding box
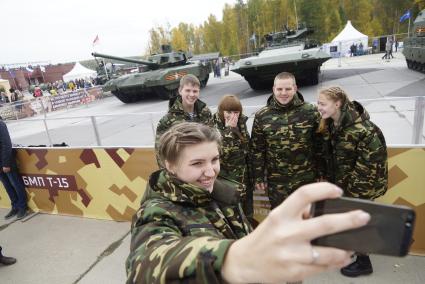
[1,0,235,65]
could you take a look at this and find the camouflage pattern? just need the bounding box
[322,101,388,200]
[155,96,213,162]
[213,112,254,218]
[0,147,157,221]
[251,93,323,208]
[126,169,252,284]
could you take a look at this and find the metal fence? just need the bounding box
[7,96,425,147]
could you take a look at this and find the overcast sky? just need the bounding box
[1,0,235,65]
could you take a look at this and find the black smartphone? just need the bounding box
[310,197,416,256]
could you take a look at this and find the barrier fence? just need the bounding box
[6,96,425,147]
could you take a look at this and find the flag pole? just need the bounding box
[408,16,411,37]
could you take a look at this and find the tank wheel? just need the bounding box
[200,74,209,88]
[406,60,412,69]
[306,68,319,85]
[155,87,178,100]
[413,61,420,70]
[112,91,142,103]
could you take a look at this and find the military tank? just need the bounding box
[231,26,331,89]
[92,45,210,103]
[403,9,425,73]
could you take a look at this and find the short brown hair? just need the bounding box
[158,122,222,166]
[274,72,296,86]
[217,95,243,122]
[179,74,200,91]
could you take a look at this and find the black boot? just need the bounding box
[340,255,373,277]
[4,208,18,219]
[0,247,17,266]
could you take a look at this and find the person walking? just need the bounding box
[0,118,28,220]
[251,72,323,209]
[317,86,388,277]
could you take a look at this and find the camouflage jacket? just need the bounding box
[213,113,252,187]
[322,101,388,200]
[155,96,213,164]
[126,170,252,284]
[251,93,323,194]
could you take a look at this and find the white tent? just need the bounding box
[63,62,97,81]
[327,21,368,57]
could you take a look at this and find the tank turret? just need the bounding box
[231,25,330,89]
[90,45,209,103]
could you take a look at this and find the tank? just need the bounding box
[403,9,425,73]
[92,45,210,103]
[231,26,331,89]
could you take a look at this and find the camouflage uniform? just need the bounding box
[322,101,388,200]
[251,93,323,208]
[126,170,252,284]
[213,113,254,218]
[155,96,213,164]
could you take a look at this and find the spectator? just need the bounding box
[155,74,213,167]
[213,95,253,221]
[251,72,323,209]
[317,86,388,277]
[0,118,28,220]
[125,122,371,284]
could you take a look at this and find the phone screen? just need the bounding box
[311,197,415,256]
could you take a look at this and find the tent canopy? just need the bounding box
[332,20,368,42]
[328,20,369,56]
[63,62,97,81]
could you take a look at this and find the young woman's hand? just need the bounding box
[225,113,239,128]
[221,182,370,283]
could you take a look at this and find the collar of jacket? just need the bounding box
[331,100,370,130]
[267,91,305,110]
[213,112,248,129]
[168,96,208,115]
[148,170,243,207]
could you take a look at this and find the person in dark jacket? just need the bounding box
[213,95,253,220]
[126,122,371,284]
[0,119,28,220]
[251,72,323,209]
[155,74,213,167]
[317,86,388,277]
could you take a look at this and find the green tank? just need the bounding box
[403,9,425,73]
[92,45,210,103]
[231,26,331,89]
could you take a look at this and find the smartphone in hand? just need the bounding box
[310,197,416,256]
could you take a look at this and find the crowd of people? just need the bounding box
[125,73,388,283]
[1,72,389,282]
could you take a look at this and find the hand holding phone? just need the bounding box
[311,197,416,256]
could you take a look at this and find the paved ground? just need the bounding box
[1,52,425,283]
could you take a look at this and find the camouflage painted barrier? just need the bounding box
[0,146,423,254]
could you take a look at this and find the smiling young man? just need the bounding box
[251,72,323,209]
[155,74,213,167]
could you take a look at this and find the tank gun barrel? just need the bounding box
[91,52,158,69]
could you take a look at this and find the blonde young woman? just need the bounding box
[213,95,253,221]
[317,86,388,277]
[126,122,371,284]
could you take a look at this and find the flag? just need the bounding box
[400,10,411,22]
[40,66,46,72]
[92,34,100,46]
